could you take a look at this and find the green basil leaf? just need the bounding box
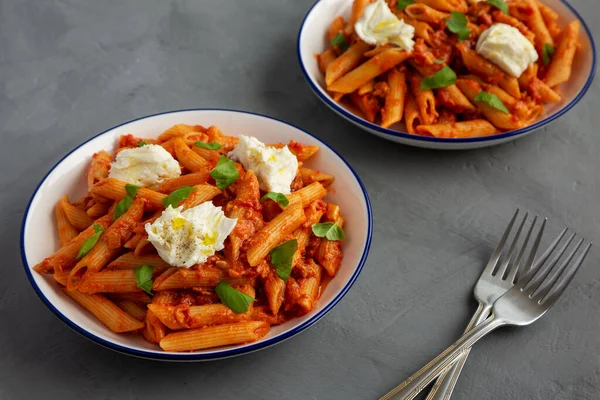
[114,195,133,220]
[486,0,509,14]
[330,33,349,52]
[137,141,147,147]
[134,264,153,295]
[76,224,104,259]
[210,155,240,190]
[162,186,195,208]
[421,66,457,90]
[433,59,445,65]
[312,222,345,241]
[125,184,139,198]
[215,281,254,314]
[542,43,555,66]
[397,0,414,11]
[195,141,222,150]
[260,192,289,207]
[474,90,510,114]
[446,11,470,41]
[270,239,298,282]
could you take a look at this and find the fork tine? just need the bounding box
[495,212,528,279]
[532,237,585,301]
[506,215,539,284]
[524,232,576,292]
[482,209,520,276]
[520,217,547,278]
[541,242,592,306]
[519,227,567,289]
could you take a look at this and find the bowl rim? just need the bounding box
[20,108,373,361]
[297,0,598,144]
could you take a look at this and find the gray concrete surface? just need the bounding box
[1,0,599,399]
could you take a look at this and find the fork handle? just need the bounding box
[425,303,491,400]
[379,315,506,400]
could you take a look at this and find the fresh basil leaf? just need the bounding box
[260,192,289,207]
[125,184,139,198]
[542,43,555,66]
[162,186,195,208]
[486,0,509,14]
[421,66,457,90]
[195,141,222,150]
[215,281,254,314]
[330,33,349,52]
[270,239,298,282]
[446,11,470,41]
[474,91,510,114]
[312,222,345,241]
[433,59,445,65]
[76,224,104,259]
[114,184,139,220]
[134,264,153,295]
[137,141,147,147]
[397,0,414,11]
[210,155,240,190]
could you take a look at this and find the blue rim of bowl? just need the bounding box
[20,108,373,361]
[297,0,597,144]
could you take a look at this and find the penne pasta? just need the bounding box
[90,178,166,210]
[286,182,327,207]
[405,4,449,26]
[87,151,112,190]
[381,68,408,128]
[409,74,439,125]
[150,171,211,194]
[61,197,95,231]
[544,20,581,88]
[417,120,498,138]
[325,42,371,86]
[56,197,79,247]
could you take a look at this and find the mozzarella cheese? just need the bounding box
[354,0,415,51]
[145,203,237,268]
[108,144,180,187]
[228,135,298,194]
[476,23,539,78]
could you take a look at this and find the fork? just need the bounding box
[425,209,541,400]
[380,224,591,400]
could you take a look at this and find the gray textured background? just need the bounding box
[1,0,599,399]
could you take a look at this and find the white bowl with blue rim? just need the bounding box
[21,109,373,361]
[297,0,597,150]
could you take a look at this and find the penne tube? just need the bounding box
[86,201,109,219]
[87,151,112,190]
[498,76,521,99]
[286,182,327,207]
[33,214,113,274]
[456,79,525,130]
[191,145,221,165]
[345,0,370,35]
[142,310,168,344]
[157,124,206,143]
[246,198,306,266]
[415,0,467,13]
[78,269,141,293]
[325,41,371,86]
[109,291,152,304]
[177,184,221,209]
[357,80,375,96]
[263,269,286,315]
[250,305,286,326]
[152,265,251,291]
[404,4,449,26]
[56,197,79,247]
[529,77,561,103]
[91,178,166,210]
[148,302,252,330]
[457,43,504,84]
[124,233,143,250]
[409,74,439,125]
[173,137,210,172]
[515,0,554,56]
[116,300,147,321]
[107,252,170,269]
[544,20,581,88]
[61,197,94,231]
[106,197,146,249]
[159,321,270,352]
[317,216,344,277]
[416,120,498,138]
[327,16,345,43]
[318,48,338,74]
[299,167,334,187]
[349,92,380,123]
[328,49,411,94]
[436,84,476,113]
[205,125,239,152]
[381,68,408,128]
[296,261,322,315]
[404,95,422,135]
[63,289,145,333]
[150,171,211,194]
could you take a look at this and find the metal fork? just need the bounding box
[380,225,591,400]
[425,210,542,400]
